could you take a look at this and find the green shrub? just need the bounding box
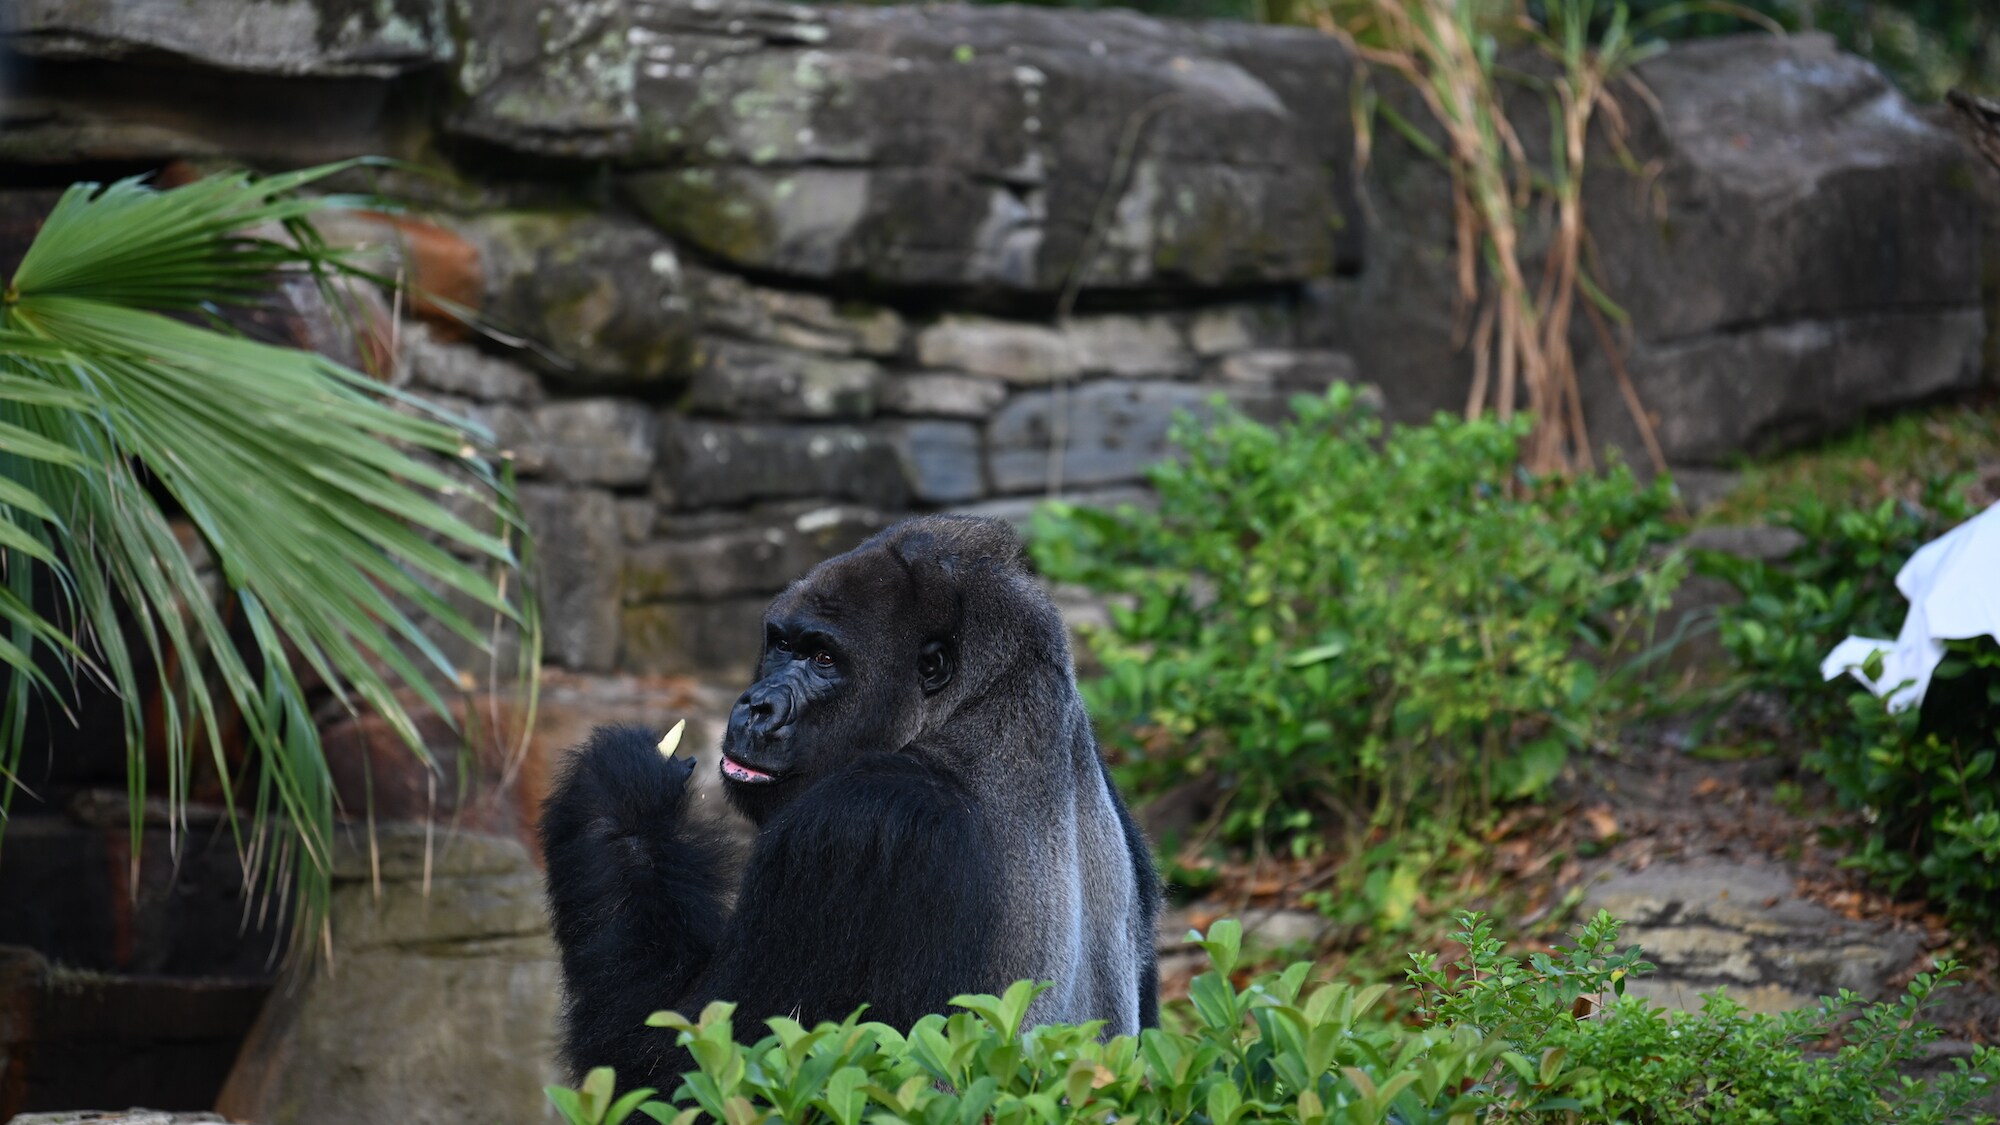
[1419,914,1998,1124]
[1028,387,1683,847]
[1702,480,2000,929]
[546,915,2000,1125]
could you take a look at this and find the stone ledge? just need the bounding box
[1583,861,1925,1013]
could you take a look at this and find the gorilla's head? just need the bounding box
[717,515,1065,823]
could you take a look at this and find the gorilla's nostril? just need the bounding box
[734,683,793,734]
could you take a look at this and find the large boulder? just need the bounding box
[0,60,421,168]
[1581,33,1986,462]
[1326,32,1986,466]
[614,0,1357,294]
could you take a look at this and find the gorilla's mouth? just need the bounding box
[720,754,779,785]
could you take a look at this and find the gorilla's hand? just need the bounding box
[541,725,700,878]
[540,726,729,1083]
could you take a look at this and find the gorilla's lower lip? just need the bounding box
[721,754,779,784]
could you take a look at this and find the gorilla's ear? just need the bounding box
[918,639,954,694]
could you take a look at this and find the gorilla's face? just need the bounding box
[718,530,962,824]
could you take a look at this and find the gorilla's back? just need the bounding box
[894,516,1158,1035]
[1060,718,1153,1034]
[976,685,1154,1036]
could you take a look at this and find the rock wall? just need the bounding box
[3,0,1990,683]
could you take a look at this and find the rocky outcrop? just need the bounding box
[615,0,1357,292]
[3,3,1989,672]
[1584,34,1987,463]
[382,280,1346,675]
[1331,32,1987,464]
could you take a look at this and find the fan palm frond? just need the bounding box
[0,162,540,950]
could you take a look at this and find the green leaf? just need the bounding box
[1191,919,1243,977]
[546,1086,591,1125]
[819,1066,870,1125]
[1286,640,1347,668]
[605,1087,662,1125]
[580,1067,618,1121]
[1500,737,1569,800]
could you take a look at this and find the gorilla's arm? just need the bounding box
[684,752,1002,1032]
[539,726,733,1084]
[546,741,1002,1093]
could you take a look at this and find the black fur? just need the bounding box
[538,726,731,1085]
[540,516,1159,1092]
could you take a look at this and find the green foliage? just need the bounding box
[1029,387,1683,847]
[0,165,538,944]
[1821,640,2000,931]
[549,915,2000,1125]
[1417,912,1999,1123]
[1546,964,1997,1124]
[1703,480,2000,929]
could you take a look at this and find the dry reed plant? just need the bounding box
[1302,0,1680,476]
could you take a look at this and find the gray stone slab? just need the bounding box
[879,372,1012,420]
[653,418,911,511]
[7,0,450,77]
[624,506,891,601]
[520,484,623,672]
[1583,860,1924,1013]
[686,338,883,419]
[986,379,1279,493]
[887,421,987,505]
[533,398,658,486]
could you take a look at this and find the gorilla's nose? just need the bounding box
[732,682,794,738]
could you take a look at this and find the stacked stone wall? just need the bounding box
[4,0,1989,679]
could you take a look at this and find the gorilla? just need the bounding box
[540,515,1160,1088]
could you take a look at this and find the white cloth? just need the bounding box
[1820,501,2000,712]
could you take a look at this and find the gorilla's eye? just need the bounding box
[810,651,836,669]
[918,640,952,693]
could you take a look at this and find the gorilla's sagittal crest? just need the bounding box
[540,516,1160,1090]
